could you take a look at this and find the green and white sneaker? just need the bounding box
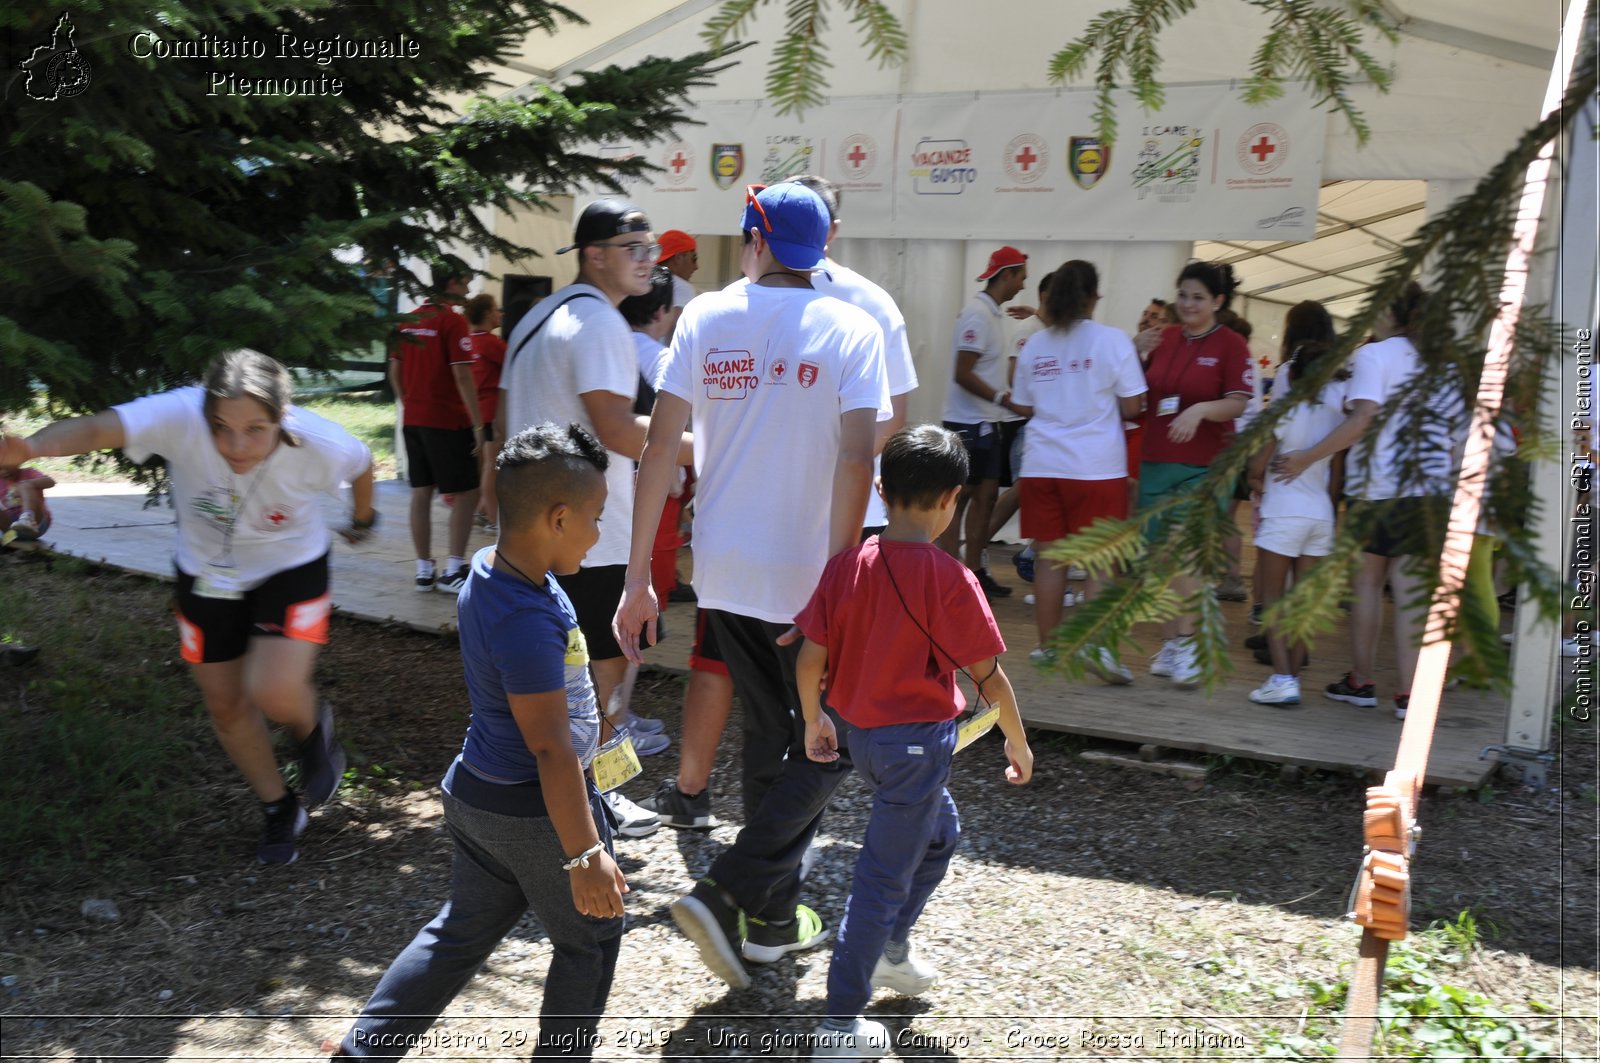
[742,903,831,963]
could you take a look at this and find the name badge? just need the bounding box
[1157,395,1182,417]
[591,729,642,793]
[955,706,1001,754]
[195,565,244,600]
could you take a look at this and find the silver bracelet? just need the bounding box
[561,841,606,872]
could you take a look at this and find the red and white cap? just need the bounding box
[976,246,1027,281]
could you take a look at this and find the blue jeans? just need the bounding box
[826,719,960,1020]
[341,766,624,1059]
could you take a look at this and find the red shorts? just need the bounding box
[1019,477,1128,543]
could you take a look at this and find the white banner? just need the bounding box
[588,85,1324,243]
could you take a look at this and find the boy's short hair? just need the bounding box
[618,265,673,327]
[880,424,969,510]
[496,422,609,529]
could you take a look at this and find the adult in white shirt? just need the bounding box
[785,174,918,535]
[1009,260,1146,682]
[1,350,374,865]
[1273,283,1459,719]
[616,183,887,989]
[499,200,692,717]
[659,229,699,342]
[938,246,1030,600]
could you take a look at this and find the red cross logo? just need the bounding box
[670,151,687,174]
[1014,145,1038,172]
[1258,356,1272,368]
[266,510,287,526]
[1250,136,1276,163]
[847,144,867,170]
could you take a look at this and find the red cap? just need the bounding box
[659,230,697,261]
[976,246,1027,281]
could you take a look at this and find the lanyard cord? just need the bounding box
[875,540,995,709]
[214,448,275,567]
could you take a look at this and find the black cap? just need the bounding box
[558,199,651,254]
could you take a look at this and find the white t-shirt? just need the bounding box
[658,283,889,623]
[632,331,668,392]
[671,275,695,310]
[1344,336,1463,500]
[1011,320,1147,480]
[500,283,638,567]
[114,387,371,586]
[813,259,919,529]
[942,292,1008,424]
[1259,372,1349,523]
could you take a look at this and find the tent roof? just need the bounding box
[1196,179,1426,321]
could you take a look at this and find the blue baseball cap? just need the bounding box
[740,183,829,270]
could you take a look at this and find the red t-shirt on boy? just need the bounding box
[795,537,1006,729]
[394,301,475,429]
[1139,325,1252,466]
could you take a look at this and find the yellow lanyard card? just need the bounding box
[591,731,642,793]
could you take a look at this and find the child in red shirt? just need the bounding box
[0,459,55,541]
[795,424,1034,1060]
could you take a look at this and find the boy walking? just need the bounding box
[331,423,625,1060]
[795,425,1034,1060]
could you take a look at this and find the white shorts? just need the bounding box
[1255,515,1334,558]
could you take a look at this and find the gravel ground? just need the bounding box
[1,569,1595,1061]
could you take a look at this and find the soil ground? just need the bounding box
[0,554,1596,1061]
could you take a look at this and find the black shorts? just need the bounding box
[403,425,479,493]
[943,420,1003,484]
[174,553,330,664]
[1356,496,1450,558]
[996,419,1022,488]
[558,564,655,661]
[689,607,727,675]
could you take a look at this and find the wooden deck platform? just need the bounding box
[26,479,1507,787]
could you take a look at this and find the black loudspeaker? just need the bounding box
[501,274,553,339]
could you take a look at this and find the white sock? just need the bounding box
[446,555,465,574]
[416,558,435,578]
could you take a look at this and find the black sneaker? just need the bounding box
[297,701,346,809]
[975,567,1012,599]
[436,566,468,595]
[1394,694,1409,720]
[1325,674,1377,708]
[742,904,831,963]
[257,791,308,865]
[671,879,750,990]
[414,570,435,593]
[639,777,713,830]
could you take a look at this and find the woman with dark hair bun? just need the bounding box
[1273,282,1461,720]
[1137,261,1254,687]
[1008,260,1148,682]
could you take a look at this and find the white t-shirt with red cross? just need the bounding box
[658,282,889,623]
[500,283,639,568]
[114,387,371,587]
[1260,370,1349,523]
[942,292,1008,424]
[812,259,919,529]
[1011,320,1147,480]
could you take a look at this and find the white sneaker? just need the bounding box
[1066,565,1089,581]
[812,1017,890,1061]
[1085,645,1133,685]
[1249,674,1301,706]
[1169,637,1201,689]
[1149,639,1177,677]
[603,790,661,838]
[1022,592,1078,607]
[1028,646,1057,663]
[871,947,939,995]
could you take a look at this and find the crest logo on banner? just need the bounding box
[1068,136,1110,190]
[839,134,878,180]
[1003,134,1049,185]
[909,138,977,195]
[711,144,744,189]
[1236,123,1289,176]
[797,361,819,388]
[661,143,694,186]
